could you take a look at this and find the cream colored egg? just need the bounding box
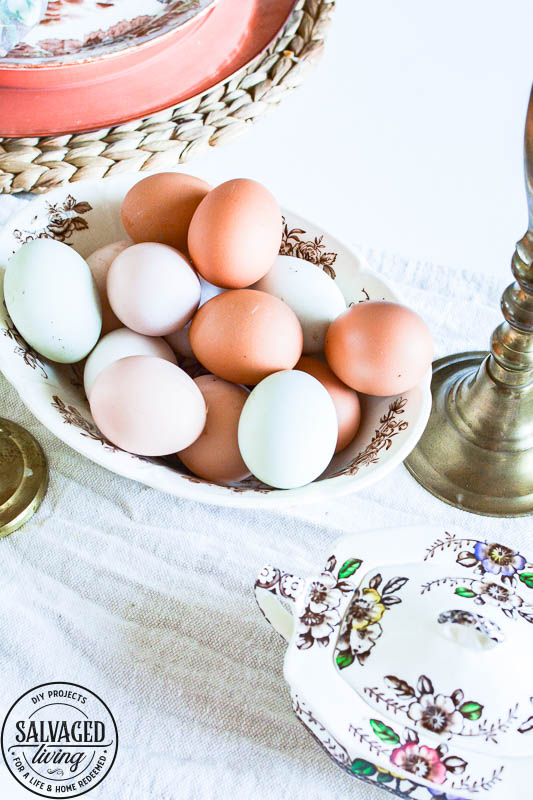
[84,327,177,399]
[90,355,206,456]
[86,240,131,335]
[253,255,346,354]
[107,242,200,336]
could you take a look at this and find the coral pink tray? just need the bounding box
[0,0,296,137]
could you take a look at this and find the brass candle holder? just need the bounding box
[0,418,48,536]
[405,87,533,517]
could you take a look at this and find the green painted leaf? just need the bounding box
[351,759,376,776]
[338,558,362,579]
[519,573,533,589]
[376,771,394,783]
[369,718,400,744]
[455,587,477,598]
[459,701,484,721]
[336,651,354,669]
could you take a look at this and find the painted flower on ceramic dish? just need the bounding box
[408,693,464,735]
[278,572,304,601]
[307,574,342,615]
[455,538,530,586]
[298,574,343,647]
[13,195,92,246]
[390,743,447,784]
[368,718,469,786]
[452,578,533,623]
[296,556,362,650]
[348,620,381,658]
[473,542,526,577]
[380,674,484,737]
[474,581,523,610]
[350,587,386,630]
[339,587,386,660]
[335,573,408,668]
[298,603,341,647]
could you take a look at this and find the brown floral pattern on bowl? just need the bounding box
[280,218,338,279]
[13,195,92,245]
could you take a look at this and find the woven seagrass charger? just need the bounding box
[0,0,334,195]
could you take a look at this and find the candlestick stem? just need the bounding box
[405,87,533,516]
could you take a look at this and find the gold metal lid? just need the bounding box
[0,418,48,537]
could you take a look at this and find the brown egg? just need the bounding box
[189,289,303,385]
[187,178,282,288]
[178,375,251,484]
[86,240,131,335]
[325,301,433,396]
[121,172,211,252]
[295,356,361,453]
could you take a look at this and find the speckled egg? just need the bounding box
[325,301,433,395]
[4,239,101,364]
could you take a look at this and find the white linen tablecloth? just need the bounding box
[0,195,532,800]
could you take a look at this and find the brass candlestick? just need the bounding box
[405,87,533,517]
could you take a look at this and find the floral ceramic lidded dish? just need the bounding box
[254,527,533,799]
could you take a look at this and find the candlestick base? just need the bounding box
[404,352,533,517]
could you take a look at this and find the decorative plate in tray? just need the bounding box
[0,0,295,137]
[1,0,217,64]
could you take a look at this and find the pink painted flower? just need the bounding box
[390,742,447,784]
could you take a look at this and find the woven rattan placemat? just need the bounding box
[0,0,334,195]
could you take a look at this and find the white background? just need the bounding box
[183,0,533,281]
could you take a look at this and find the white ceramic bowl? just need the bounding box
[0,174,431,508]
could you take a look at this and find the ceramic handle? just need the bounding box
[438,609,504,648]
[254,564,304,643]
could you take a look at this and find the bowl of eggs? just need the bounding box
[0,172,433,507]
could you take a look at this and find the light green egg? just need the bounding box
[4,238,102,364]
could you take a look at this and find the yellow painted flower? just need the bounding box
[350,588,386,630]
